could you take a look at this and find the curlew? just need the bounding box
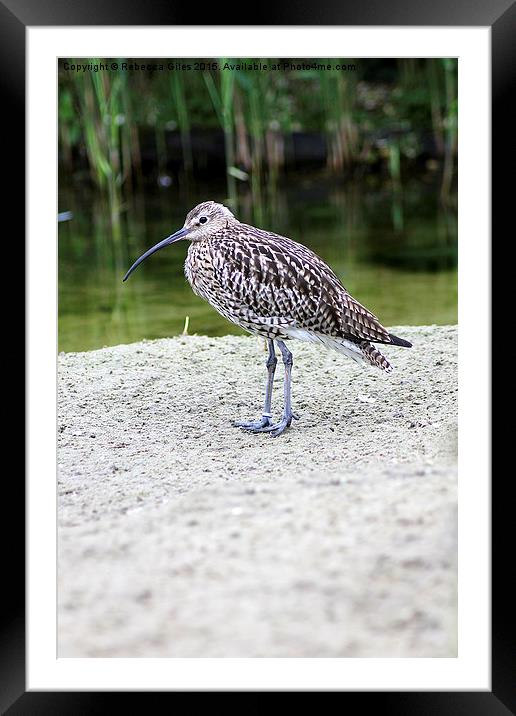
[123,201,412,436]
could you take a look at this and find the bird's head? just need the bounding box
[184,201,235,241]
[123,201,235,282]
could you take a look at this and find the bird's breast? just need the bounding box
[184,241,218,302]
[184,239,257,330]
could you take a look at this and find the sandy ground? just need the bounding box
[58,325,457,657]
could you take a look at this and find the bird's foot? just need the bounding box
[235,412,299,437]
[258,412,299,437]
[232,415,273,432]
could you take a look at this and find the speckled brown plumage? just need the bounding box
[183,201,411,371]
[124,200,412,436]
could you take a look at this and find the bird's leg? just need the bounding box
[233,339,277,431]
[252,340,299,437]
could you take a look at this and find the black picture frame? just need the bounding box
[5,0,508,711]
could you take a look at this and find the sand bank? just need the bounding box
[58,325,457,657]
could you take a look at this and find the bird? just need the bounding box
[123,201,412,437]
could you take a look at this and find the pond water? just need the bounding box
[58,174,457,353]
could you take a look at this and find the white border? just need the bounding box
[28,27,490,691]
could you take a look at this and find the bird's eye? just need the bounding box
[199,216,208,224]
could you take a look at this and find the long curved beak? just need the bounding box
[122,227,190,282]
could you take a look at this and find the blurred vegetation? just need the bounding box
[59,58,457,205]
[58,58,457,351]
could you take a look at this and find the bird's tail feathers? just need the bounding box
[388,333,412,348]
[360,342,393,373]
[313,333,393,373]
[283,329,395,373]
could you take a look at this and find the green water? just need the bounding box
[58,175,457,353]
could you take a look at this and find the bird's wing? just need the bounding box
[212,227,392,344]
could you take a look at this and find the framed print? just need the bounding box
[3,0,510,710]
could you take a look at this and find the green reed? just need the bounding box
[441,58,458,202]
[204,62,237,205]
[170,72,193,177]
[59,58,458,218]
